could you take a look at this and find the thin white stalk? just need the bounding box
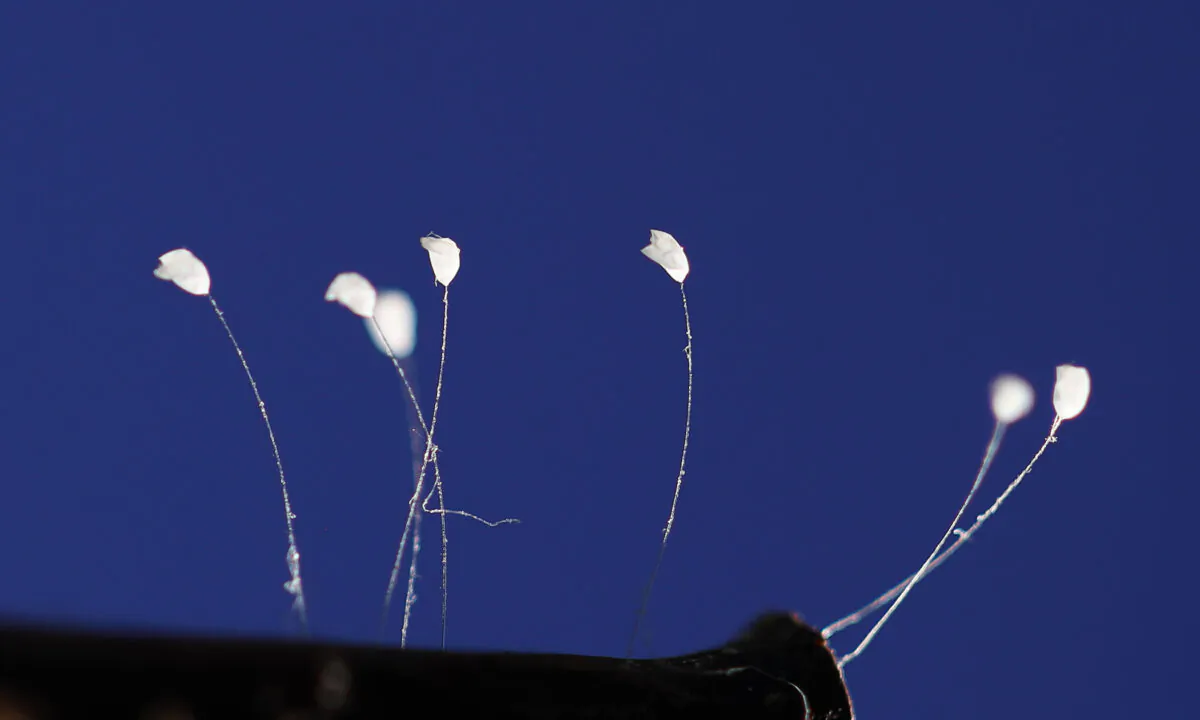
[208,295,308,633]
[629,283,693,655]
[824,417,1065,650]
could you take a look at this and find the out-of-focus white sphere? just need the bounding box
[365,289,417,358]
[990,374,1035,424]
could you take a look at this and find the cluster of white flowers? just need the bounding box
[154,231,1091,669]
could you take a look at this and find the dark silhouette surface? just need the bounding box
[0,612,851,719]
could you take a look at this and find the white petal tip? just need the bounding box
[1053,364,1091,420]
[641,229,690,283]
[365,289,417,358]
[420,235,461,286]
[154,248,210,296]
[325,272,377,318]
[990,374,1035,424]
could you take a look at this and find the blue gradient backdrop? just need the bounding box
[1,3,1194,718]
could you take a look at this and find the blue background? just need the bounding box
[1,3,1194,718]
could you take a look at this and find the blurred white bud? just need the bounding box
[990,374,1035,424]
[366,289,417,358]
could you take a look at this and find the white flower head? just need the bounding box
[153,248,211,296]
[641,229,690,283]
[324,272,377,318]
[989,374,1035,424]
[1053,364,1091,420]
[420,235,461,286]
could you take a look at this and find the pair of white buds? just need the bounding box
[155,236,461,307]
[832,363,1092,668]
[323,236,460,320]
[989,364,1090,424]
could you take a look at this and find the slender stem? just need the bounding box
[375,317,433,643]
[628,283,693,656]
[824,417,1064,650]
[836,422,1007,667]
[208,296,308,633]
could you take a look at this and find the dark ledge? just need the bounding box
[0,611,852,719]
